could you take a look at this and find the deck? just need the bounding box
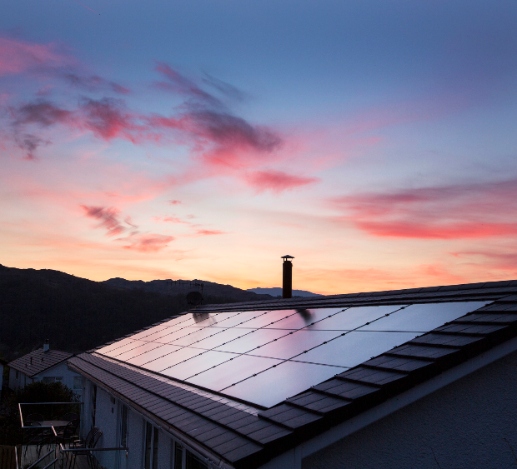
[21,444,94,469]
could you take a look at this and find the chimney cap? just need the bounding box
[281,255,294,261]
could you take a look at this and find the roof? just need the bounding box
[9,348,73,377]
[69,280,517,468]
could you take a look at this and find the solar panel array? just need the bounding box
[97,301,485,407]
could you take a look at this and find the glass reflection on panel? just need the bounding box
[264,308,346,330]
[247,329,343,360]
[190,327,252,350]
[209,310,266,328]
[105,340,147,357]
[314,305,406,331]
[140,326,183,342]
[223,361,346,407]
[127,344,181,366]
[144,347,205,372]
[161,350,239,380]
[186,354,282,391]
[296,331,417,367]
[171,327,225,347]
[359,301,487,332]
[241,310,298,329]
[115,341,164,361]
[214,328,289,354]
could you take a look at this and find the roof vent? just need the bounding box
[282,255,294,299]
[43,339,50,353]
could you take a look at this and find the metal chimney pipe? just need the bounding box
[281,255,294,298]
[43,339,50,353]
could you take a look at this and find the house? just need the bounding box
[8,341,83,398]
[68,280,517,469]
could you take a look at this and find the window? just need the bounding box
[172,441,209,469]
[91,384,97,427]
[73,376,83,389]
[42,376,63,383]
[144,422,159,469]
[120,405,128,448]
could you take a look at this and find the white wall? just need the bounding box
[9,368,32,390]
[36,362,83,398]
[302,350,517,469]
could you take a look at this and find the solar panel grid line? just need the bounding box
[104,339,147,357]
[90,353,263,414]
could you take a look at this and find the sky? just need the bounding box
[1,0,517,295]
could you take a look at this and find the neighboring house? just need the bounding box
[69,280,517,469]
[8,342,83,398]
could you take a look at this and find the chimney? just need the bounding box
[43,339,50,353]
[281,255,294,299]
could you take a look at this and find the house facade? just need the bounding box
[8,342,83,398]
[69,280,517,469]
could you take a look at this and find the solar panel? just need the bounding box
[222,360,345,407]
[97,301,487,407]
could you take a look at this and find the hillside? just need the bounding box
[104,278,272,302]
[0,264,271,362]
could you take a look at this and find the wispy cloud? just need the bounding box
[12,100,73,127]
[195,229,225,236]
[246,170,318,192]
[62,72,130,94]
[0,36,70,76]
[81,205,129,236]
[79,97,136,140]
[122,233,174,252]
[331,178,517,239]
[81,205,175,252]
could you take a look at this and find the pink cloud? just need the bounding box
[6,59,284,176]
[195,229,225,236]
[79,97,137,140]
[0,37,69,76]
[13,100,73,127]
[154,62,222,108]
[62,72,130,94]
[451,250,517,273]
[169,200,181,205]
[246,170,318,193]
[81,205,129,236]
[156,216,189,224]
[123,233,174,252]
[332,178,517,239]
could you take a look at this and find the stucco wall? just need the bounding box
[302,350,517,469]
[9,368,31,390]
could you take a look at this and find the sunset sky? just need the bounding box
[1,1,517,294]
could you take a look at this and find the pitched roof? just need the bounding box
[9,348,73,377]
[69,280,517,468]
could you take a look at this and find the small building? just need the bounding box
[69,280,517,469]
[8,341,83,398]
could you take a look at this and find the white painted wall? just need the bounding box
[302,349,517,469]
[9,367,32,390]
